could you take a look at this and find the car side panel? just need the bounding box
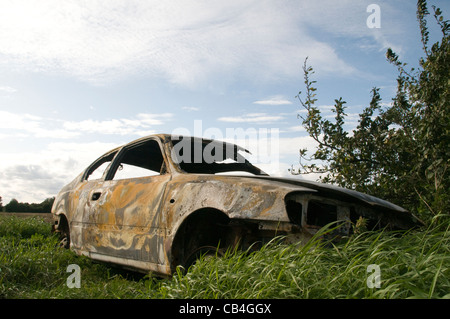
[66,174,171,271]
[160,174,310,234]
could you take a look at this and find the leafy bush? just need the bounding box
[293,0,449,226]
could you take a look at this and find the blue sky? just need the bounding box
[0,0,448,203]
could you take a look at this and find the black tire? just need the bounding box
[59,231,70,249]
[55,215,70,249]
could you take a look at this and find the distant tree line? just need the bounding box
[1,197,55,213]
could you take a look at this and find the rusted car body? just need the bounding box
[52,134,420,276]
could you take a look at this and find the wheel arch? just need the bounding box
[169,207,230,271]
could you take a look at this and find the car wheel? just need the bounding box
[59,232,69,249]
[54,216,70,249]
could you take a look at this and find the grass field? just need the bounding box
[0,215,448,299]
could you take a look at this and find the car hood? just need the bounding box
[230,175,408,214]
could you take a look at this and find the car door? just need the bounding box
[69,150,118,254]
[83,138,171,266]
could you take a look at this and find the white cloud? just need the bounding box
[218,113,284,124]
[0,86,17,93]
[0,110,173,138]
[0,0,361,86]
[0,110,80,139]
[0,141,120,203]
[137,113,173,125]
[182,106,200,112]
[295,1,410,54]
[284,126,306,133]
[264,135,324,179]
[253,96,293,106]
[63,113,173,135]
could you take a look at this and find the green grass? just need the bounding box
[0,216,150,299]
[0,215,449,299]
[168,224,450,299]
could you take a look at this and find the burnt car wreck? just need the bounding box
[52,134,421,276]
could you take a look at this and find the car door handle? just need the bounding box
[91,192,102,201]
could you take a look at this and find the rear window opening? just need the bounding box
[306,200,337,227]
[85,151,117,181]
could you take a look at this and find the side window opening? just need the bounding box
[85,152,117,181]
[306,200,337,227]
[111,140,166,180]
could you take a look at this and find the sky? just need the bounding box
[0,0,448,204]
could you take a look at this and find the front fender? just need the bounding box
[161,174,314,232]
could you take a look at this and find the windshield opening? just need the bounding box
[170,136,268,176]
